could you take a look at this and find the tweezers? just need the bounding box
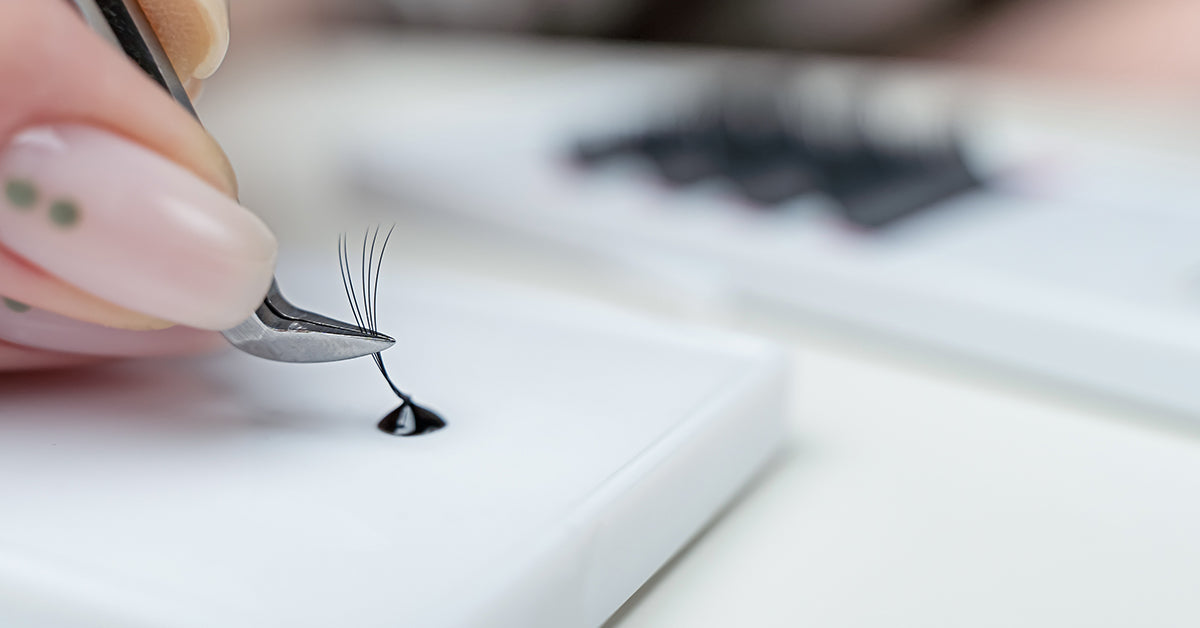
[69,0,395,363]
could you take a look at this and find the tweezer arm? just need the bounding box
[69,0,197,118]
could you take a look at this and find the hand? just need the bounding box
[0,0,276,371]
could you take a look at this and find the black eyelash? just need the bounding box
[338,225,406,400]
[338,227,447,437]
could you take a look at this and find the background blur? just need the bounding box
[195,3,1200,625]
[238,0,1200,91]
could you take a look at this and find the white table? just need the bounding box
[200,32,1200,627]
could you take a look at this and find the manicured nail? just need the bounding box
[3,297,31,313]
[0,301,223,357]
[0,125,276,330]
[4,179,37,209]
[140,0,230,81]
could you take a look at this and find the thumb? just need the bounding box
[0,0,276,332]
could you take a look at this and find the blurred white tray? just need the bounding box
[349,60,1200,417]
[0,263,786,628]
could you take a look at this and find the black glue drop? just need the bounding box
[378,399,447,437]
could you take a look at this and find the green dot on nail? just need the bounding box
[2,297,31,313]
[48,200,80,228]
[5,179,37,209]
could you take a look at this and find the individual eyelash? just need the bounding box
[339,227,446,436]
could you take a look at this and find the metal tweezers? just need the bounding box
[69,0,395,363]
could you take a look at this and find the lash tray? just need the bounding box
[0,263,787,628]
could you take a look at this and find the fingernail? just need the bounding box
[0,125,276,330]
[0,299,223,357]
[140,0,231,81]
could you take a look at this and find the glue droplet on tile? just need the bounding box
[378,401,446,437]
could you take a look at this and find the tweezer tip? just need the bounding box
[361,330,396,350]
[222,284,399,363]
[324,326,395,360]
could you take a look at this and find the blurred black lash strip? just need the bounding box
[571,80,981,228]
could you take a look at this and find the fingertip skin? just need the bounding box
[0,303,224,357]
[0,244,175,330]
[0,339,106,371]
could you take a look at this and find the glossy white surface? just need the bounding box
[0,267,786,628]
